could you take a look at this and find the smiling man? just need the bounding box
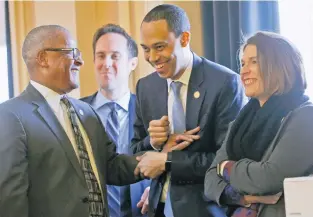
[81,24,151,217]
[132,4,247,217]
[0,24,144,217]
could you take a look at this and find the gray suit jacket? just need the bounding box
[0,84,141,217]
[204,102,313,217]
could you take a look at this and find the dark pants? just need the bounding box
[155,202,165,217]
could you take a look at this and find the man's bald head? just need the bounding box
[22,25,71,71]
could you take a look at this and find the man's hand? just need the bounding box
[162,126,201,153]
[148,116,170,149]
[244,192,282,205]
[134,152,167,179]
[137,187,150,214]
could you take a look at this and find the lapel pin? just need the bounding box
[79,109,84,116]
[194,91,200,99]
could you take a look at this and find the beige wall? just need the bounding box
[9,1,203,98]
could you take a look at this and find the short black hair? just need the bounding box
[142,4,190,37]
[92,23,138,58]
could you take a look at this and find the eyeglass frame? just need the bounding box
[43,48,82,61]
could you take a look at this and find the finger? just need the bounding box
[187,134,200,140]
[141,198,149,214]
[137,200,144,208]
[160,115,168,121]
[142,187,150,199]
[136,153,146,161]
[175,134,200,143]
[184,126,201,135]
[149,132,168,138]
[275,192,283,197]
[171,141,191,151]
[134,166,141,176]
[149,120,170,127]
[175,134,193,143]
[148,126,169,133]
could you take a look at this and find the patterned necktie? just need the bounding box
[105,102,119,145]
[61,97,104,217]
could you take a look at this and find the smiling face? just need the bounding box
[240,44,272,105]
[94,33,137,92]
[36,31,84,94]
[140,20,186,79]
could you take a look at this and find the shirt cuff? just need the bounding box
[150,143,162,151]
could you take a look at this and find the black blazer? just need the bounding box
[131,53,247,217]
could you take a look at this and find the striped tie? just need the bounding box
[105,102,119,145]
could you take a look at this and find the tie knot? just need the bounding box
[171,81,183,96]
[61,96,72,110]
[107,102,118,112]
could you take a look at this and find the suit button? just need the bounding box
[82,197,89,203]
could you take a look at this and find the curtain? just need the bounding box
[201,0,280,73]
[8,1,35,96]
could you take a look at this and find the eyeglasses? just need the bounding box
[44,48,81,61]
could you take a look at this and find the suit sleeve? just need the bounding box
[106,140,143,186]
[0,108,29,217]
[131,79,154,153]
[89,105,143,185]
[171,74,246,183]
[204,122,232,205]
[229,106,313,195]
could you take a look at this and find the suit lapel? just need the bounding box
[128,94,136,148]
[186,53,206,130]
[26,85,86,183]
[156,77,168,118]
[80,92,98,104]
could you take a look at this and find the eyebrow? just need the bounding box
[241,56,257,62]
[140,41,167,48]
[95,51,121,55]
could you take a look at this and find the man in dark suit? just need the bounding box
[81,24,150,217]
[0,24,142,217]
[133,4,247,217]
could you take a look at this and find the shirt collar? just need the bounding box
[167,51,193,91]
[93,90,130,112]
[30,80,64,113]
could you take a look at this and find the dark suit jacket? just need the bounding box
[131,53,247,217]
[0,84,140,217]
[81,92,150,217]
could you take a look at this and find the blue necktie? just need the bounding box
[105,102,122,217]
[164,81,186,217]
[105,102,119,145]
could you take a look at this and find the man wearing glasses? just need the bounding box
[0,24,145,217]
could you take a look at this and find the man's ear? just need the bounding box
[180,31,191,47]
[36,50,49,68]
[129,57,138,71]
